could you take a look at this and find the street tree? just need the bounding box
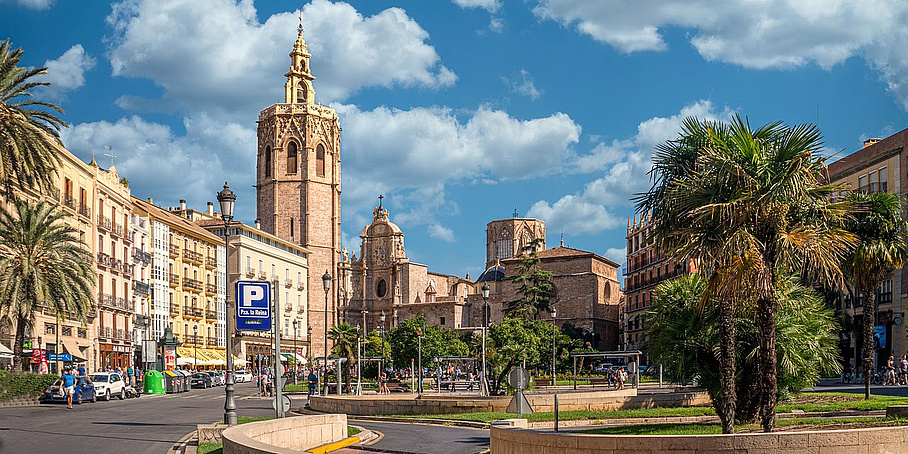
[841,191,908,399]
[328,322,358,392]
[386,316,468,371]
[0,39,66,196]
[638,115,854,432]
[484,318,575,394]
[504,238,555,320]
[0,200,94,372]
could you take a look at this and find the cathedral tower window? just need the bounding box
[497,230,513,260]
[287,141,298,174]
[316,144,326,177]
[290,218,294,238]
[264,145,272,177]
[376,279,387,298]
[296,83,307,104]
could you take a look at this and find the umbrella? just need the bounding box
[176,357,196,366]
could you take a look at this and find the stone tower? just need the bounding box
[485,217,546,268]
[256,29,342,356]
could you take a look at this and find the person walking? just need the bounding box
[62,366,78,409]
[307,369,318,405]
[379,372,390,395]
[126,365,135,387]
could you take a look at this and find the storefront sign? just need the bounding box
[873,325,887,349]
[236,281,272,331]
[164,346,176,370]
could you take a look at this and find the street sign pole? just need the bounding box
[274,283,284,418]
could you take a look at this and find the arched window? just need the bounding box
[316,144,326,177]
[296,83,307,103]
[497,230,513,260]
[264,145,272,177]
[287,141,298,174]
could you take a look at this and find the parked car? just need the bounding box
[235,369,253,383]
[191,373,213,388]
[90,372,126,401]
[206,371,224,386]
[42,377,96,404]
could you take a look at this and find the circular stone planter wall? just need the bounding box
[222,414,347,454]
[490,424,908,454]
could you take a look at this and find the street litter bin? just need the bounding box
[164,370,180,394]
[178,370,191,392]
[144,370,165,395]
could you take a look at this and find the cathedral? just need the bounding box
[256,28,621,352]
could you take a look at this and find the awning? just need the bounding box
[0,342,13,358]
[281,352,307,363]
[61,339,87,362]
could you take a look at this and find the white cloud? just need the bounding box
[533,0,908,109]
[3,0,52,9]
[39,44,96,97]
[105,0,455,117]
[427,223,456,242]
[452,0,500,13]
[502,69,542,100]
[603,247,626,265]
[528,100,728,235]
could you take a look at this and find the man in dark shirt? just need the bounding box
[307,369,318,406]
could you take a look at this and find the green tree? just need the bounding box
[386,316,468,372]
[0,39,65,195]
[638,115,854,431]
[646,274,840,424]
[841,191,908,399]
[484,318,570,394]
[504,238,555,319]
[328,322,358,392]
[0,200,94,372]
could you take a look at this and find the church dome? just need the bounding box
[476,263,505,282]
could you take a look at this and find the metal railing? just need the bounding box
[112,223,124,238]
[183,306,203,318]
[132,249,152,263]
[205,283,217,294]
[63,194,75,210]
[183,249,203,263]
[78,203,91,219]
[183,277,203,292]
[169,303,180,315]
[169,273,180,286]
[97,214,112,231]
[97,252,111,268]
[205,309,217,320]
[206,255,217,268]
[168,243,180,257]
[133,280,150,296]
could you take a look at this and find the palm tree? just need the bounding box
[0,39,65,195]
[842,191,908,399]
[328,322,359,392]
[638,115,854,431]
[0,200,94,372]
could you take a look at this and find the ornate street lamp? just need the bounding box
[217,182,237,425]
[481,282,490,396]
[378,311,386,377]
[193,324,199,372]
[321,270,331,396]
[292,319,299,384]
[551,308,557,381]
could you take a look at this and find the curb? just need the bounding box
[296,406,491,430]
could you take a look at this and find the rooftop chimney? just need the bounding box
[147,197,153,204]
[179,199,186,210]
[863,138,882,148]
[207,202,214,216]
[254,218,261,230]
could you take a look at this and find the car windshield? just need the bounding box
[193,373,206,378]
[90,374,109,382]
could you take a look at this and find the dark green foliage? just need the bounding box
[504,238,555,320]
[386,316,468,370]
[485,317,577,394]
[0,371,58,400]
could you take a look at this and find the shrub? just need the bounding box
[0,370,59,400]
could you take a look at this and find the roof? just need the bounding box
[131,196,222,244]
[476,263,505,282]
[826,128,908,181]
[534,246,621,268]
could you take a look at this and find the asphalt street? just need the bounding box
[350,420,490,454]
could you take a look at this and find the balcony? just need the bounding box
[78,203,91,219]
[115,328,125,340]
[98,292,114,308]
[63,194,76,210]
[133,280,150,296]
[100,326,113,338]
[297,282,305,291]
[112,223,124,238]
[168,243,180,257]
[123,263,135,277]
[205,255,217,269]
[184,334,203,346]
[168,273,180,287]
[205,283,217,295]
[97,252,111,268]
[245,267,255,277]
[284,303,293,312]
[207,338,219,347]
[297,305,304,314]
[112,258,123,273]
[169,303,180,315]
[183,306,203,319]
[205,309,217,320]
[182,277,203,292]
[258,271,267,280]
[183,249,203,264]
[284,279,293,288]
[132,248,152,263]
[97,214,112,232]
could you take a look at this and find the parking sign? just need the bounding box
[236,281,272,331]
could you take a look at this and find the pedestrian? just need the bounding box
[900,354,908,386]
[127,365,135,387]
[307,369,318,404]
[77,363,86,378]
[617,367,627,390]
[379,372,390,395]
[62,366,78,409]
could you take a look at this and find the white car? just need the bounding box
[234,370,253,383]
[90,372,127,401]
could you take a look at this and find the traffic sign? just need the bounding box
[272,394,291,413]
[507,367,530,390]
[236,281,272,331]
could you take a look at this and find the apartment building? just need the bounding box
[131,197,226,369]
[130,211,153,367]
[826,129,908,367]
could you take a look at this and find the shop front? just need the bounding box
[99,342,132,370]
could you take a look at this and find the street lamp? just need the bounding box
[307,325,312,356]
[292,320,299,384]
[321,270,331,396]
[416,326,424,396]
[355,325,362,396]
[217,181,237,426]
[551,308,557,382]
[481,282,490,396]
[193,324,199,372]
[379,311,386,378]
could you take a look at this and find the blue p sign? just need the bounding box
[236,281,272,331]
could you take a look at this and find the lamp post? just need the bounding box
[416,326,424,396]
[378,311,386,377]
[217,181,237,426]
[551,308,557,382]
[481,282,490,396]
[356,325,362,396]
[307,325,312,358]
[193,324,198,372]
[321,271,331,396]
[292,320,299,384]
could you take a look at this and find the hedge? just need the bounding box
[0,371,59,400]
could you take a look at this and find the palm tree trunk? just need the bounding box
[12,317,29,372]
[862,288,876,400]
[756,293,777,432]
[718,298,736,433]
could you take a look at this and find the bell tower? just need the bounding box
[256,25,342,356]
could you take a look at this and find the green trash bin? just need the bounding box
[143,370,165,395]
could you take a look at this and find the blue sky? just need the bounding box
[4,0,908,282]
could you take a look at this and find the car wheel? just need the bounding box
[119,389,125,400]
[91,392,97,403]
[76,393,83,405]
[105,390,111,401]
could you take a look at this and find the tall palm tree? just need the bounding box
[0,200,94,372]
[842,191,908,399]
[0,39,65,195]
[329,322,359,392]
[638,115,854,432]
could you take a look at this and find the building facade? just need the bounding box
[256,30,342,359]
[827,130,908,367]
[130,212,153,367]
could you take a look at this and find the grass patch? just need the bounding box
[237,416,273,425]
[577,417,904,435]
[198,442,222,454]
[777,392,908,413]
[348,426,361,436]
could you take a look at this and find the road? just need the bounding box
[0,383,490,454]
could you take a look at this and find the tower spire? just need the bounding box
[284,11,314,105]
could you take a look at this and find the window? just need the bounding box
[296,83,307,103]
[45,323,56,335]
[287,141,298,174]
[496,230,513,260]
[858,174,868,193]
[440,316,446,326]
[376,279,387,298]
[869,170,879,193]
[258,260,263,273]
[316,144,326,177]
[290,218,294,238]
[77,328,87,338]
[264,146,272,177]
[62,326,73,337]
[879,167,888,192]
